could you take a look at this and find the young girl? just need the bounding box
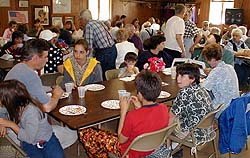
[0,80,65,158]
[118,52,139,78]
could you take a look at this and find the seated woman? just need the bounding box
[224,28,250,85]
[202,43,239,116]
[63,39,103,86]
[169,63,214,145]
[1,31,24,57]
[0,80,65,158]
[80,70,170,158]
[136,35,172,71]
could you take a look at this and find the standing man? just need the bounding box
[4,39,77,149]
[183,9,202,58]
[79,9,117,79]
[163,4,186,59]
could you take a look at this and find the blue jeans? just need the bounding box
[94,45,117,80]
[21,133,65,158]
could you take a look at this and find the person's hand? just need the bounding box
[181,51,186,58]
[0,118,13,128]
[204,68,212,75]
[0,125,7,137]
[130,96,142,109]
[119,96,130,115]
[127,65,134,73]
[52,85,63,99]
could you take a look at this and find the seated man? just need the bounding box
[169,63,214,145]
[80,70,170,158]
[3,39,77,149]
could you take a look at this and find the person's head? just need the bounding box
[143,35,166,51]
[39,29,58,45]
[116,28,129,43]
[135,70,162,102]
[0,79,42,123]
[148,17,155,24]
[115,21,123,28]
[21,39,49,70]
[229,24,238,32]
[79,9,92,27]
[34,19,41,27]
[174,4,187,18]
[210,26,221,35]
[131,18,140,28]
[8,21,17,31]
[120,15,127,23]
[17,24,28,34]
[104,20,111,30]
[124,52,138,68]
[64,20,74,30]
[202,43,222,68]
[73,39,89,66]
[238,26,247,35]
[231,28,243,43]
[125,24,136,37]
[206,33,221,44]
[11,31,24,45]
[202,21,209,31]
[176,63,200,88]
[184,9,192,21]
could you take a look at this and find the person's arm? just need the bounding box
[0,118,19,134]
[43,86,63,112]
[168,111,177,125]
[118,96,129,144]
[190,33,202,54]
[176,34,185,57]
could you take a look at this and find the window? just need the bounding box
[88,0,111,20]
[209,1,234,24]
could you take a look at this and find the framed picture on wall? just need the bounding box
[52,17,63,26]
[33,5,50,25]
[65,16,74,23]
[53,0,71,14]
[8,11,28,23]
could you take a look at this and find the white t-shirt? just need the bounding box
[115,41,138,68]
[164,16,185,52]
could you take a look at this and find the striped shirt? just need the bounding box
[85,20,115,49]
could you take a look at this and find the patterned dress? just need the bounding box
[171,83,215,145]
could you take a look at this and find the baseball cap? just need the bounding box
[39,30,57,41]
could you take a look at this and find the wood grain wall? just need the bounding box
[0,0,249,36]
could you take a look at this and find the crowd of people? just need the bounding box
[0,3,250,158]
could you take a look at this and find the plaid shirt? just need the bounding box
[184,20,199,38]
[85,20,115,49]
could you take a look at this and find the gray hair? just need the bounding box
[210,27,221,35]
[175,4,186,15]
[231,28,243,37]
[238,26,247,35]
[80,9,92,21]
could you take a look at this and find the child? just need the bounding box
[118,52,139,78]
[0,80,65,158]
[80,70,170,158]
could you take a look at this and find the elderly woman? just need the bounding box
[63,39,103,86]
[169,63,214,145]
[202,43,239,116]
[136,35,172,71]
[224,28,250,85]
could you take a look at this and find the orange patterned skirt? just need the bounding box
[79,128,121,158]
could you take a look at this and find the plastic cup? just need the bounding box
[65,83,74,94]
[78,86,86,98]
[123,92,131,100]
[118,90,127,99]
[171,67,176,80]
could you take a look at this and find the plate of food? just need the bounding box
[101,100,120,109]
[85,84,105,91]
[158,91,171,99]
[47,92,69,99]
[59,105,86,116]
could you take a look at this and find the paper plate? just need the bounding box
[85,84,105,91]
[119,76,135,82]
[162,68,171,75]
[158,91,171,99]
[101,100,120,109]
[59,105,86,116]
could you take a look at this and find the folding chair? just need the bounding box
[105,69,120,80]
[4,135,27,157]
[169,104,224,158]
[40,72,62,87]
[121,123,178,158]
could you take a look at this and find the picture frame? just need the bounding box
[65,16,74,23]
[52,0,71,14]
[212,0,234,2]
[52,17,63,26]
[32,5,50,26]
[8,11,29,23]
